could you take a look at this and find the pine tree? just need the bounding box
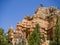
[50,15,60,45]
[35,24,45,43]
[28,24,45,45]
[0,28,12,45]
[28,28,40,45]
[0,28,4,45]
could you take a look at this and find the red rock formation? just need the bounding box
[8,6,60,45]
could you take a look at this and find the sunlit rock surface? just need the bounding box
[8,6,60,45]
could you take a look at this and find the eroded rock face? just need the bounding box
[8,6,60,45]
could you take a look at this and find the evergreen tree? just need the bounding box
[50,15,60,45]
[28,24,45,45]
[35,24,45,42]
[0,28,12,45]
[0,28,4,45]
[35,24,40,33]
[28,29,40,45]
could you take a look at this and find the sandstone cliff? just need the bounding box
[8,6,60,45]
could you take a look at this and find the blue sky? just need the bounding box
[0,0,60,33]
